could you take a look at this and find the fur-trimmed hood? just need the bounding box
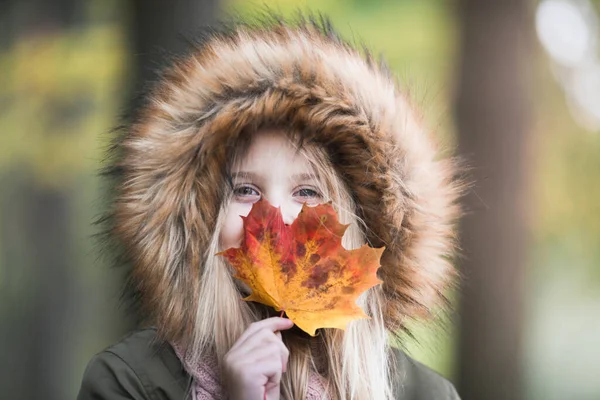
[105,15,462,342]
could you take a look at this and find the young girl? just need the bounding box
[78,15,462,400]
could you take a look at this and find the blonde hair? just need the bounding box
[188,129,395,399]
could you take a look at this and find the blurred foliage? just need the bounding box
[0,1,131,397]
[0,25,127,188]
[532,44,600,283]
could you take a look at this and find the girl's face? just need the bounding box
[220,130,324,250]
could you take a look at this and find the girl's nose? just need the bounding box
[267,196,300,225]
[281,206,298,226]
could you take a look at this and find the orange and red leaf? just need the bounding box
[218,199,384,336]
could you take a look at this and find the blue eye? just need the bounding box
[233,185,260,197]
[294,188,320,198]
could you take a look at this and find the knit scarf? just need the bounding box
[172,343,328,400]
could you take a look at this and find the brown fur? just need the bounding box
[104,15,463,343]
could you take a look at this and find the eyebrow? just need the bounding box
[230,171,318,182]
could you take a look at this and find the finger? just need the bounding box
[233,353,283,388]
[244,317,293,340]
[223,355,282,400]
[267,339,289,374]
[239,338,289,370]
[232,317,293,350]
[254,355,283,385]
[237,327,283,354]
[235,329,290,371]
[273,330,288,373]
[223,342,282,376]
[225,330,283,370]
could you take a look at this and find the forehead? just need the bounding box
[232,129,314,173]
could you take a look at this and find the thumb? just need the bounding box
[265,381,281,400]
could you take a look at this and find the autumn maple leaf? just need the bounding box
[218,199,384,336]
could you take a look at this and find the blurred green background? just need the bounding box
[1,0,599,399]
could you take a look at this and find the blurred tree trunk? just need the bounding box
[0,175,76,400]
[0,173,73,399]
[0,3,83,399]
[128,0,219,113]
[454,1,533,399]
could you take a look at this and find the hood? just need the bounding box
[104,15,463,342]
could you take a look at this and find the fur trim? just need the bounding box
[103,15,463,342]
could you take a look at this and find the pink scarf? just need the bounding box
[172,344,328,400]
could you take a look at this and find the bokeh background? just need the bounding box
[1,0,600,399]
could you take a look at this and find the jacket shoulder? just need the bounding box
[77,328,192,400]
[392,348,461,400]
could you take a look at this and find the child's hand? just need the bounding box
[223,317,294,400]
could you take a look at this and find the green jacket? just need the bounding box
[77,328,460,400]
